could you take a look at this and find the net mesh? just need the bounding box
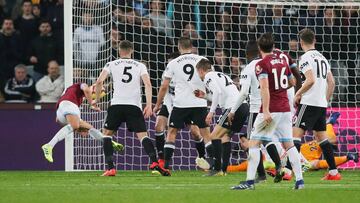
[71,0,360,170]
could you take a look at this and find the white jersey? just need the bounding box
[239,58,262,113]
[103,59,148,109]
[162,72,175,112]
[164,53,207,108]
[298,49,331,108]
[204,71,239,112]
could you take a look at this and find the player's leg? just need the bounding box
[313,108,341,180]
[154,105,169,161]
[205,124,228,176]
[42,102,80,163]
[227,161,248,172]
[313,154,358,169]
[162,107,188,172]
[189,125,209,170]
[232,113,272,190]
[101,105,123,176]
[221,134,231,174]
[279,112,304,189]
[292,104,309,151]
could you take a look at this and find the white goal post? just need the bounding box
[64,0,360,171]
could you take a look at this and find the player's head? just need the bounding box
[196,58,212,80]
[257,32,274,54]
[246,40,259,61]
[299,28,316,51]
[119,40,133,58]
[178,37,193,54]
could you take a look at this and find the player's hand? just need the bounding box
[90,100,101,112]
[294,93,301,107]
[227,112,235,126]
[205,112,214,126]
[153,103,161,114]
[143,104,152,119]
[194,89,205,98]
[263,111,272,125]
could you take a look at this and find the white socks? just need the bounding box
[48,125,73,147]
[246,147,261,181]
[287,146,303,181]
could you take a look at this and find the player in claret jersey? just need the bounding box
[95,40,169,176]
[232,33,304,190]
[41,83,123,163]
[293,28,338,180]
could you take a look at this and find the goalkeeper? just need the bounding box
[41,83,123,163]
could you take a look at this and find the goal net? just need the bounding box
[65,0,360,171]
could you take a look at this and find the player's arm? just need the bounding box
[326,71,335,102]
[81,83,99,111]
[141,73,153,118]
[206,78,221,125]
[294,69,314,105]
[259,75,272,124]
[154,78,170,113]
[95,69,109,102]
[290,66,302,92]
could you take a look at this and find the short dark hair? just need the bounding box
[39,19,50,26]
[168,52,180,61]
[178,37,193,50]
[257,32,274,53]
[246,40,259,58]
[22,0,32,5]
[196,59,212,71]
[119,40,133,51]
[299,28,315,45]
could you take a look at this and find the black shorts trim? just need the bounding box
[104,105,147,133]
[157,105,169,118]
[217,103,249,133]
[169,107,208,129]
[293,104,326,131]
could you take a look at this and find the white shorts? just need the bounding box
[56,100,81,125]
[250,112,293,143]
[287,87,295,116]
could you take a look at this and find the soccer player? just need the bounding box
[41,83,123,163]
[292,28,339,180]
[154,37,212,175]
[232,33,304,190]
[194,59,249,176]
[95,40,169,176]
[155,52,209,170]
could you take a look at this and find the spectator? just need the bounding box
[111,27,123,60]
[14,0,38,49]
[35,60,64,103]
[288,38,300,62]
[316,7,341,61]
[230,56,242,78]
[46,0,63,35]
[148,0,173,37]
[112,6,125,25]
[182,22,207,55]
[264,5,290,50]
[213,49,230,75]
[217,10,240,55]
[28,20,61,81]
[73,12,105,70]
[0,0,6,24]
[3,64,37,103]
[213,30,231,50]
[32,4,41,19]
[118,7,142,42]
[298,3,322,28]
[0,18,23,90]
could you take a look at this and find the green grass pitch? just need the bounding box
[1,170,359,203]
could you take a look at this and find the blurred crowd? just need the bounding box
[0,0,359,106]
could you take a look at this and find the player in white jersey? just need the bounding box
[95,40,169,176]
[154,52,209,171]
[293,29,338,180]
[194,59,249,176]
[154,37,212,175]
